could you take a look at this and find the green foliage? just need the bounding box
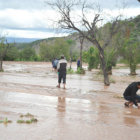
[105,48,117,73]
[67,68,75,74]
[119,21,140,75]
[76,67,85,74]
[67,68,86,74]
[0,37,8,59]
[20,47,37,61]
[17,120,25,123]
[17,118,38,124]
[71,52,79,61]
[83,47,99,70]
[0,37,9,71]
[17,113,38,124]
[4,46,19,61]
[66,39,73,45]
[3,42,40,61]
[0,118,12,124]
[20,113,34,118]
[109,77,116,83]
[0,69,4,72]
[67,39,78,61]
[39,38,71,61]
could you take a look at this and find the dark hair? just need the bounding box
[137,82,140,86]
[61,55,64,59]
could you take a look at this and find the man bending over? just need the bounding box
[123,82,140,108]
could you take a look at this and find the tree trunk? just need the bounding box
[94,41,110,85]
[107,66,112,75]
[80,45,82,69]
[130,63,136,75]
[99,51,110,85]
[69,57,72,69]
[0,60,3,72]
[79,37,84,69]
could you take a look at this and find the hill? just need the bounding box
[7,37,40,43]
[14,14,140,54]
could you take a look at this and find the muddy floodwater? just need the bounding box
[0,61,140,140]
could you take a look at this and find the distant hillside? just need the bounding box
[14,14,140,54]
[7,37,40,43]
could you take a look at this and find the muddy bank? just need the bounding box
[0,61,140,140]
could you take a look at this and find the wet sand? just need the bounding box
[0,61,140,140]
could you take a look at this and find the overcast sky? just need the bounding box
[0,0,139,39]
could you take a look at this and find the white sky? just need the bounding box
[0,0,139,39]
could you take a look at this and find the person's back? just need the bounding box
[57,56,67,89]
[57,58,67,73]
[54,59,59,69]
[123,82,138,97]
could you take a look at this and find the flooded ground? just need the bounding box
[0,61,140,140]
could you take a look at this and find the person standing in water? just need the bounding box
[52,58,59,71]
[57,55,67,89]
[77,58,80,69]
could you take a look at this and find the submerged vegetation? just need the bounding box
[67,67,85,74]
[17,113,38,124]
[0,113,38,125]
[0,118,12,124]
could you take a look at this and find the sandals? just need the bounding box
[124,102,129,107]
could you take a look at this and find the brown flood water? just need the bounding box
[0,61,140,140]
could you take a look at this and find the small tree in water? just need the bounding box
[105,48,117,74]
[119,21,140,75]
[123,40,139,75]
[83,47,99,70]
[0,37,10,72]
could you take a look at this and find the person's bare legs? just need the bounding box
[57,83,60,88]
[63,83,66,89]
[129,102,134,107]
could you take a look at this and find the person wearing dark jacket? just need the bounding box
[123,82,140,108]
[57,55,67,89]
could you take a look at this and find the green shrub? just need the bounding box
[67,68,75,74]
[17,120,25,123]
[0,118,12,124]
[76,68,85,74]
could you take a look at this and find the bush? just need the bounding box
[83,47,99,70]
[76,67,85,74]
[67,68,75,74]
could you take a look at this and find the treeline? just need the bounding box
[2,15,140,75]
[3,38,78,62]
[4,45,40,61]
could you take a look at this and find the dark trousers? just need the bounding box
[58,72,66,84]
[124,95,140,103]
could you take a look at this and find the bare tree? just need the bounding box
[0,38,10,71]
[79,35,84,69]
[47,0,122,85]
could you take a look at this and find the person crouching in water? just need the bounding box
[57,55,67,89]
[123,82,140,109]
